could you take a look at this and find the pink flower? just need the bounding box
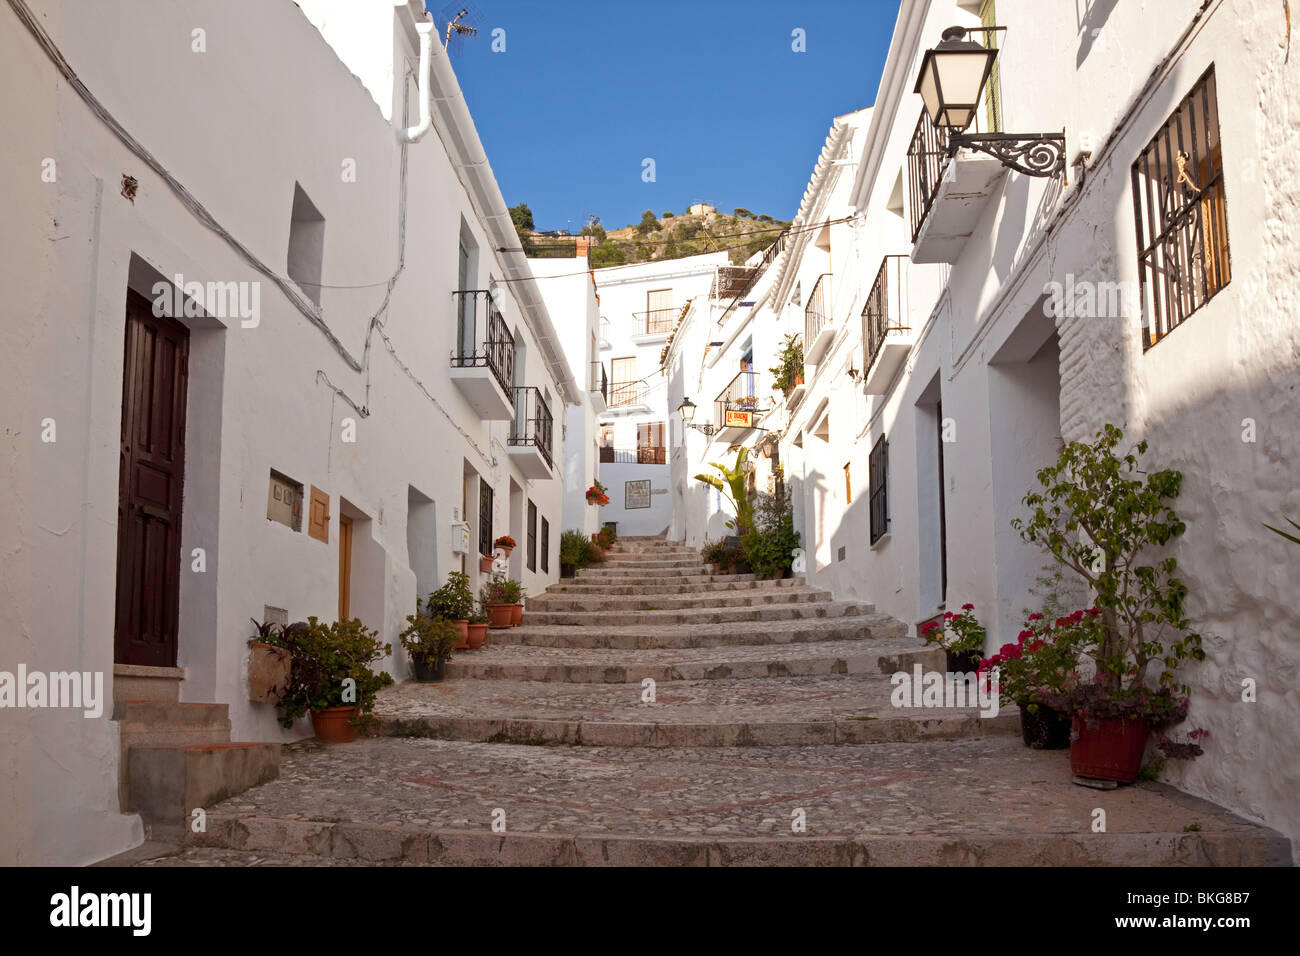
[1018,629,1034,640]
[961,603,974,611]
[921,621,939,633]
[943,611,955,620]
[1028,640,1046,653]
[1028,613,1044,621]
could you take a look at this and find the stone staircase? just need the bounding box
[160,539,1291,867]
[114,666,279,829]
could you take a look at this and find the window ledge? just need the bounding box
[870,531,891,551]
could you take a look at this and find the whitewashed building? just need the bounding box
[592,252,731,535]
[671,0,1300,856]
[0,0,576,865]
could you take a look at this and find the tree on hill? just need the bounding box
[637,209,659,235]
[509,203,535,254]
[733,207,752,218]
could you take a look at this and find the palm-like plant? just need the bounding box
[1264,515,1300,546]
[694,447,754,535]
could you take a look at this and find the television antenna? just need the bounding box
[438,4,482,53]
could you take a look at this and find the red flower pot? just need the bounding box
[511,602,524,627]
[479,554,495,573]
[466,621,488,649]
[486,604,513,629]
[311,706,360,744]
[453,619,470,650]
[1070,714,1150,783]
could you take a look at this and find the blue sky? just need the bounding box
[432,0,900,231]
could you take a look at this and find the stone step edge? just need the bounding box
[185,816,1292,867]
[370,712,1021,747]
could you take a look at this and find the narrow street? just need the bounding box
[134,540,1288,866]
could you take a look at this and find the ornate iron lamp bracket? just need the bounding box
[946,131,1067,178]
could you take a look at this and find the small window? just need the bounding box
[868,437,889,544]
[843,462,852,504]
[526,500,538,572]
[1132,66,1228,349]
[287,183,325,307]
[267,470,304,531]
[541,517,550,573]
[478,479,493,557]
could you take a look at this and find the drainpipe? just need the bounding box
[398,19,435,143]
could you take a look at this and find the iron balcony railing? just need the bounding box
[632,307,677,336]
[714,369,758,430]
[509,386,554,469]
[804,273,832,351]
[712,266,758,299]
[907,109,951,243]
[863,255,910,372]
[599,446,651,464]
[592,362,608,403]
[637,445,667,464]
[451,290,515,396]
[608,380,647,408]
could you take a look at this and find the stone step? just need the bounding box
[600,556,703,567]
[543,576,795,596]
[127,742,280,824]
[577,566,717,580]
[444,639,943,683]
[118,700,232,732]
[530,588,832,613]
[371,672,1007,747]
[485,615,906,650]
[524,600,871,628]
[178,737,1293,866]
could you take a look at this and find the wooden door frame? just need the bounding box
[338,515,353,621]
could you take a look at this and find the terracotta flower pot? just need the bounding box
[1019,702,1071,750]
[1070,714,1150,783]
[499,545,514,558]
[453,619,470,650]
[247,641,291,703]
[479,554,495,573]
[486,604,513,628]
[311,705,360,743]
[466,622,488,648]
[511,602,524,627]
[411,656,446,683]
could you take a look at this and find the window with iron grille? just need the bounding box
[1132,66,1229,350]
[541,517,549,573]
[478,479,493,557]
[868,436,889,544]
[526,500,537,572]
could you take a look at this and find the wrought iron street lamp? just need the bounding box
[915,26,1065,178]
[677,397,715,437]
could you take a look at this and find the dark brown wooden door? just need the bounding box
[114,291,189,667]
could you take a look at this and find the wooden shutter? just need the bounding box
[611,356,636,385]
[307,485,330,543]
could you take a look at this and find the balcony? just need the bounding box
[803,273,834,364]
[599,316,612,350]
[630,306,676,343]
[450,290,515,420]
[862,255,912,395]
[599,445,665,464]
[711,266,758,300]
[507,387,554,478]
[591,362,608,413]
[607,380,649,413]
[714,370,759,441]
[907,109,1007,264]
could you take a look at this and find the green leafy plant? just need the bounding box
[596,524,617,549]
[1011,425,1205,716]
[481,577,525,606]
[1264,515,1300,546]
[920,604,987,656]
[742,483,800,579]
[275,617,393,728]
[398,613,459,665]
[426,571,474,621]
[769,333,805,394]
[694,446,754,536]
[560,529,594,568]
[249,617,286,648]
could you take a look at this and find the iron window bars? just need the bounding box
[868,436,889,545]
[1131,66,1229,350]
[862,255,910,374]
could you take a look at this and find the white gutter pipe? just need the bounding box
[398,19,434,143]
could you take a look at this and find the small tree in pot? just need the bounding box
[920,603,986,672]
[1012,425,1206,783]
[275,617,393,743]
[399,613,460,682]
[427,571,475,647]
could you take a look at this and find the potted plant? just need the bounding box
[585,480,610,506]
[920,603,986,672]
[399,612,459,682]
[494,535,517,558]
[559,529,592,578]
[480,578,516,629]
[695,447,756,539]
[596,524,617,550]
[466,611,489,649]
[247,617,291,703]
[427,571,475,647]
[503,578,527,626]
[742,483,800,580]
[977,611,1093,749]
[769,333,805,396]
[275,617,393,743]
[1012,425,1206,784]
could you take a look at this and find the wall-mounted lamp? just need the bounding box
[915,26,1065,178]
[847,364,860,383]
[677,397,716,437]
